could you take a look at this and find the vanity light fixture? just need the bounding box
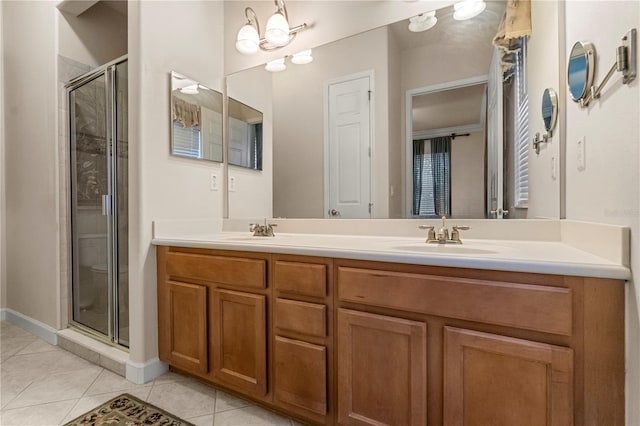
[265,58,287,72]
[453,0,486,21]
[291,49,313,64]
[235,0,308,55]
[409,11,437,32]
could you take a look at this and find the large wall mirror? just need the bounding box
[225,1,561,220]
[170,71,223,162]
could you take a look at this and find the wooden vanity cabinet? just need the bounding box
[334,259,624,426]
[272,255,334,424]
[156,246,270,399]
[157,246,625,426]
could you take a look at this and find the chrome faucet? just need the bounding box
[418,216,470,244]
[249,219,277,237]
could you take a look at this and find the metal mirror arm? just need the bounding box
[581,29,637,107]
[533,131,551,155]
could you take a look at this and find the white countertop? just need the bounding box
[152,231,631,280]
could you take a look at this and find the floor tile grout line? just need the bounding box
[0,396,80,413]
[80,368,106,399]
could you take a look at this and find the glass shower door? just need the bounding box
[70,73,111,337]
[69,58,128,347]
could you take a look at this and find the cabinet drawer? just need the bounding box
[275,336,327,416]
[274,261,326,298]
[338,267,572,336]
[275,298,327,337]
[166,251,266,289]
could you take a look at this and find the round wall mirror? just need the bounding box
[541,88,558,133]
[567,41,595,102]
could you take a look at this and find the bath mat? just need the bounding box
[63,393,195,426]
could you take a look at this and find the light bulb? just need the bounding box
[265,12,290,46]
[453,0,486,20]
[265,58,287,72]
[236,24,259,54]
[291,49,313,65]
[408,11,437,32]
[180,84,199,95]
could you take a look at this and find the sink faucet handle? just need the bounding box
[451,225,470,243]
[418,225,436,242]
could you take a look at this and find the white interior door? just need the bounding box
[487,47,505,219]
[326,75,371,218]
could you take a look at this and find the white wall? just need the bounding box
[526,0,562,219]
[271,26,390,218]
[128,0,225,364]
[227,66,273,219]
[563,2,640,424]
[3,1,60,326]
[388,27,403,219]
[451,132,485,218]
[223,0,456,75]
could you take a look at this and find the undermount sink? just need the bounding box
[392,244,498,255]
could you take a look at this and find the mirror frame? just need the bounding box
[169,71,224,163]
[567,41,595,102]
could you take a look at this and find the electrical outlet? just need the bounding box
[210,173,218,191]
[577,137,586,171]
[229,176,236,192]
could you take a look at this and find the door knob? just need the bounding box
[329,209,340,216]
[490,208,509,216]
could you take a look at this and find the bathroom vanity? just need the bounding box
[155,230,627,426]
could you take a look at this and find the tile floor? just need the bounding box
[1,321,302,425]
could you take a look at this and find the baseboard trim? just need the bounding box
[126,357,168,384]
[2,308,59,345]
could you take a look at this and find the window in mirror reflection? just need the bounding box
[170,71,223,162]
[413,137,451,217]
[228,97,263,170]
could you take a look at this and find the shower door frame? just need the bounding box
[66,55,128,348]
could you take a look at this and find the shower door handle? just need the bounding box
[102,195,112,216]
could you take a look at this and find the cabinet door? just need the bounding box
[444,327,573,426]
[212,289,267,395]
[158,281,208,374]
[337,308,427,426]
[274,336,327,416]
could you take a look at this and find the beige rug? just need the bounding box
[64,393,195,426]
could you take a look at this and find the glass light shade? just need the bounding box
[180,84,199,94]
[291,49,313,65]
[265,12,290,46]
[453,0,486,20]
[408,12,437,32]
[236,24,260,54]
[265,58,287,72]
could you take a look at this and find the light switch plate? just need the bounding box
[551,156,557,180]
[229,176,236,192]
[577,137,586,171]
[210,173,218,191]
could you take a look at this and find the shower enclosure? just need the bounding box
[67,57,128,347]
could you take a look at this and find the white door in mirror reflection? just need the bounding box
[326,75,371,218]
